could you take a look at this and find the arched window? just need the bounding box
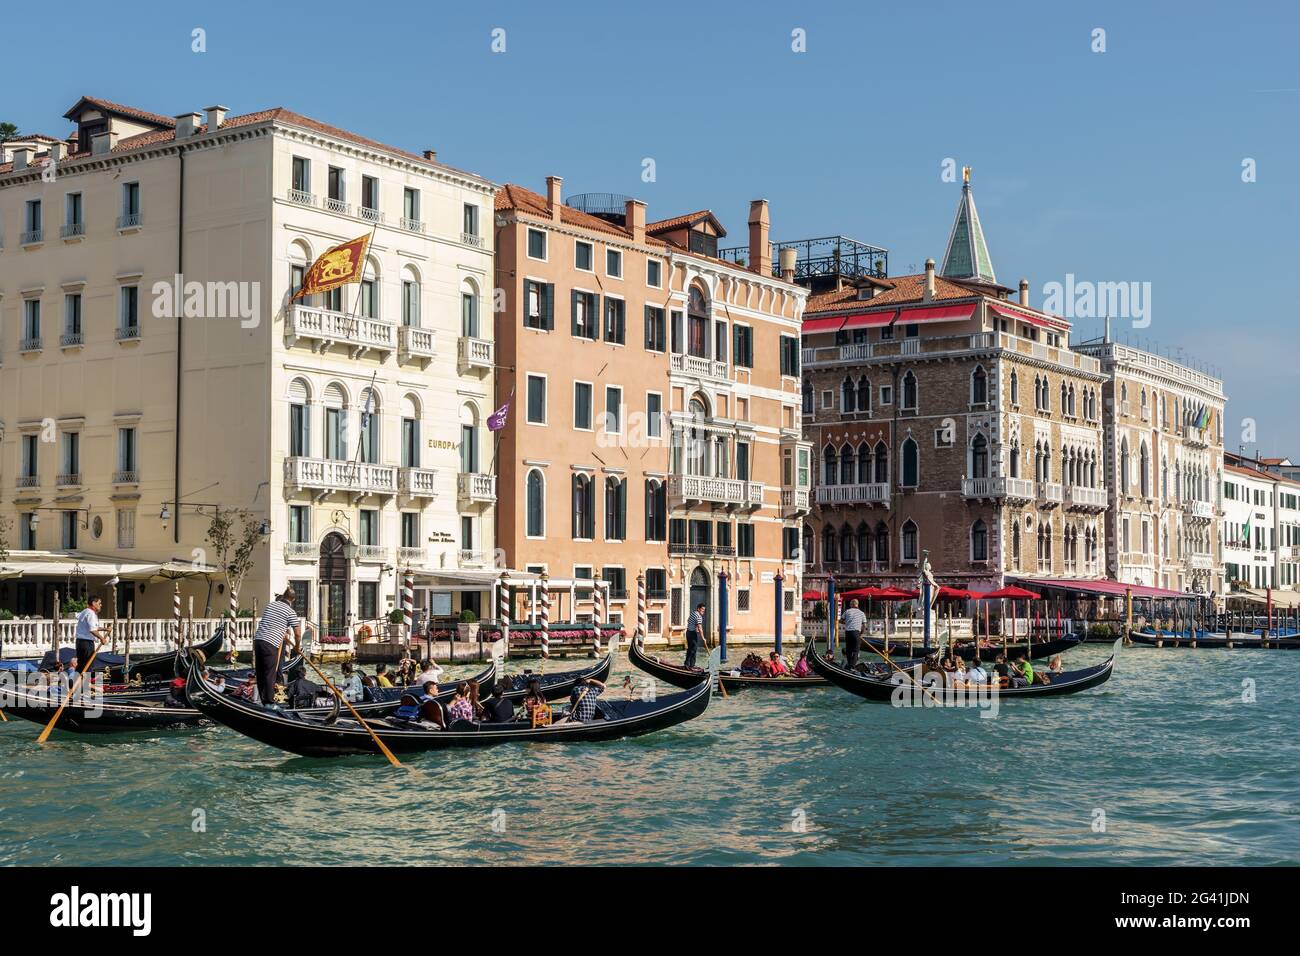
[604,476,627,541]
[526,469,545,537]
[873,441,889,484]
[840,444,855,485]
[288,377,311,458]
[874,522,889,564]
[687,285,710,359]
[400,393,421,468]
[1120,438,1130,495]
[323,382,348,460]
[971,519,988,561]
[1060,381,1067,413]
[572,474,595,539]
[1009,439,1020,478]
[856,523,870,562]
[802,381,813,415]
[1010,370,1019,406]
[1140,441,1151,497]
[970,433,989,479]
[1012,521,1021,566]
[902,371,918,410]
[901,519,919,562]
[901,437,919,487]
[460,277,480,337]
[358,387,381,463]
[460,402,481,474]
[1034,375,1042,410]
[842,377,856,413]
[857,443,871,484]
[644,478,666,542]
[971,365,987,405]
[802,525,814,564]
[823,526,838,564]
[401,265,422,327]
[823,445,838,485]
[856,376,871,412]
[840,523,855,563]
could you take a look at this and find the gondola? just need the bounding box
[73,648,306,705]
[184,636,715,758]
[862,635,1081,661]
[808,637,1119,703]
[0,683,210,733]
[627,636,826,690]
[1128,629,1300,650]
[36,624,227,681]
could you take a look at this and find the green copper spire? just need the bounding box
[940,167,996,284]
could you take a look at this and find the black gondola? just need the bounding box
[37,624,227,681]
[808,638,1119,703]
[184,636,715,758]
[1128,629,1300,650]
[626,636,827,690]
[0,684,209,733]
[862,635,1081,661]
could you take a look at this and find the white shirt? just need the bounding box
[416,665,443,685]
[967,666,988,684]
[75,607,100,642]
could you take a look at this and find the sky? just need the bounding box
[6,0,1298,456]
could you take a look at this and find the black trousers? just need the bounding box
[844,630,861,669]
[685,631,700,668]
[75,638,96,676]
[254,640,283,703]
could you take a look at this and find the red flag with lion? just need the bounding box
[293,233,372,299]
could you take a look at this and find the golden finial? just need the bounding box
[962,166,971,184]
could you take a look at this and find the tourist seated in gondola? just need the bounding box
[939,653,958,680]
[391,681,445,729]
[284,668,321,709]
[482,679,516,723]
[235,673,259,702]
[416,659,444,685]
[374,663,394,688]
[558,676,606,723]
[739,653,764,676]
[446,682,476,723]
[949,656,969,688]
[210,672,228,694]
[522,678,550,726]
[1009,654,1032,688]
[764,652,789,677]
[338,662,364,702]
[793,650,814,678]
[992,654,1011,689]
[966,658,988,686]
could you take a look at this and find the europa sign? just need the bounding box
[427,439,458,450]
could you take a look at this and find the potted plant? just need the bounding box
[457,608,480,642]
[387,607,407,641]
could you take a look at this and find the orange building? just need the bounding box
[493,178,811,645]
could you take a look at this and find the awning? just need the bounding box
[988,301,1064,330]
[801,316,845,334]
[1013,577,1192,600]
[0,552,220,581]
[895,303,976,324]
[1229,588,1300,608]
[841,310,896,330]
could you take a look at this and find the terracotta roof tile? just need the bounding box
[63,95,177,128]
[805,273,981,314]
[646,209,726,237]
[496,183,635,238]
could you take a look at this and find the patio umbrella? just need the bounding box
[801,590,826,601]
[980,586,1040,654]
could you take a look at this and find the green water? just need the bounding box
[1,644,1296,865]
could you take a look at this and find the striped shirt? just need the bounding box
[253,600,300,648]
[841,607,867,633]
[687,610,705,634]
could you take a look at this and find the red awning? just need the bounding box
[895,303,976,324]
[988,302,1064,331]
[983,585,1042,600]
[801,590,826,601]
[1014,578,1190,600]
[802,316,844,334]
[841,310,896,330]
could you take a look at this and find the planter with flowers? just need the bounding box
[456,609,480,642]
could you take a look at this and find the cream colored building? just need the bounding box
[0,97,497,631]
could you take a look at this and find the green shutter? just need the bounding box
[591,294,601,340]
[571,289,580,336]
[545,283,555,330]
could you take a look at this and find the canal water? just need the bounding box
[2,643,1297,865]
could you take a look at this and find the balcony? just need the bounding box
[60,222,85,240]
[400,217,426,234]
[359,206,384,224]
[459,549,493,568]
[397,325,436,365]
[19,337,42,354]
[112,470,139,485]
[55,473,82,488]
[287,188,316,207]
[355,544,388,563]
[900,338,921,355]
[1037,481,1064,508]
[781,488,811,515]
[1184,500,1215,521]
[285,304,396,359]
[961,476,1035,501]
[670,352,729,381]
[398,467,438,498]
[1188,553,1214,570]
[457,336,494,373]
[117,213,142,231]
[283,542,316,561]
[396,546,427,565]
[461,232,485,249]
[20,229,44,246]
[1065,485,1108,511]
[815,482,889,506]
[16,475,39,489]
[458,472,497,505]
[667,474,764,510]
[60,332,84,348]
[1184,428,1211,449]
[324,197,350,215]
[668,542,737,558]
[284,457,398,501]
[116,325,141,342]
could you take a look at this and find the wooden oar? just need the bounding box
[37,643,102,744]
[855,635,945,707]
[296,645,403,768]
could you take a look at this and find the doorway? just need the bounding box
[689,567,710,637]
[319,531,350,637]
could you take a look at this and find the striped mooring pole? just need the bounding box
[636,572,648,645]
[497,571,511,656]
[539,570,551,659]
[401,568,414,649]
[592,578,605,653]
[172,582,182,647]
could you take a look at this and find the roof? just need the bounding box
[646,209,726,237]
[1226,462,1281,483]
[6,132,63,144]
[940,171,996,283]
[495,182,631,237]
[63,95,177,128]
[1013,577,1191,600]
[804,272,982,315]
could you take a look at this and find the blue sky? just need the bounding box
[8,0,1298,456]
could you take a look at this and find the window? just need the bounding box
[526,469,545,537]
[779,335,799,377]
[25,199,43,239]
[291,156,310,193]
[737,523,755,558]
[604,386,623,433]
[118,427,137,473]
[402,280,420,326]
[59,433,79,480]
[902,370,918,410]
[356,509,379,547]
[62,511,78,550]
[359,278,376,318]
[645,479,667,542]
[358,392,379,463]
[971,520,988,561]
[646,568,667,600]
[523,280,554,330]
[289,401,309,458]
[460,423,478,473]
[901,437,919,487]
[65,192,83,229]
[401,416,419,468]
[287,581,310,619]
[574,240,593,271]
[646,392,662,438]
[736,442,750,481]
[116,508,136,549]
[462,292,479,337]
[738,589,751,611]
[971,366,988,405]
[20,512,36,550]
[573,382,593,430]
[288,505,310,544]
[572,474,596,539]
[21,434,38,479]
[602,566,628,600]
[462,202,478,236]
[361,175,379,214]
[606,248,622,278]
[120,285,139,333]
[401,512,420,548]
[328,166,345,202]
[644,306,666,352]
[64,293,82,337]
[670,310,684,354]
[971,434,989,478]
[527,228,547,260]
[603,297,626,344]
[646,259,662,287]
[358,582,378,622]
[880,384,893,406]
[604,477,627,541]
[23,299,41,343]
[122,181,140,219]
[571,290,598,339]
[1010,371,1019,405]
[901,520,918,562]
[526,374,547,424]
[733,325,754,368]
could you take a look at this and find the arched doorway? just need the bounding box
[689,566,710,637]
[319,531,350,637]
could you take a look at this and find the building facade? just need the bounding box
[1073,338,1226,595]
[799,174,1107,592]
[0,97,497,627]
[1223,453,1300,591]
[493,179,810,642]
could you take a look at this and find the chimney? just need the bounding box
[924,258,936,300]
[748,199,771,276]
[626,198,646,243]
[422,149,438,162]
[11,147,32,170]
[546,175,563,221]
[175,112,202,139]
[204,104,229,130]
[91,130,118,155]
[50,141,68,161]
[779,247,797,283]
[1018,278,1029,307]
[1104,315,1111,343]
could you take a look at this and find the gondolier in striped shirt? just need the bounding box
[841,598,867,670]
[685,602,706,669]
[252,587,311,704]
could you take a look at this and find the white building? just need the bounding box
[0,97,498,631]
[1223,454,1300,591]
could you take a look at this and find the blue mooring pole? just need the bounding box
[826,576,837,656]
[774,572,784,657]
[718,569,729,663]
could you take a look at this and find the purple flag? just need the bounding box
[487,399,511,432]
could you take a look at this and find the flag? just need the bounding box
[293,233,372,299]
[1243,515,1251,542]
[360,386,374,431]
[487,399,511,432]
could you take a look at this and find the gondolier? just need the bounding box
[841,598,867,669]
[74,596,111,677]
[252,588,311,704]
[685,602,706,669]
